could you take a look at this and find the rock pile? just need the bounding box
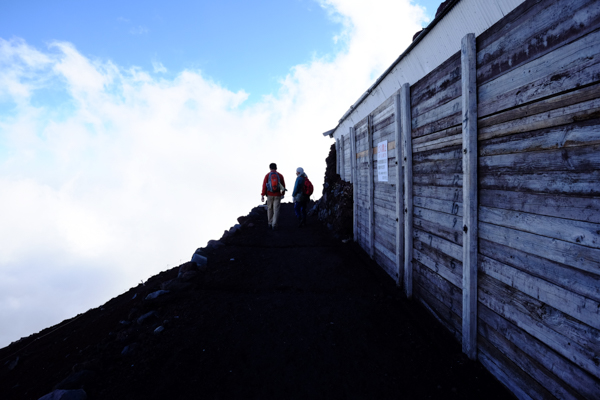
[310,143,353,240]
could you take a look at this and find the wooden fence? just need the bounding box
[339,0,600,398]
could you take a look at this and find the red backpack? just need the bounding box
[266,171,280,193]
[303,177,314,196]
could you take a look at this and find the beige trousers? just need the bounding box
[267,195,282,227]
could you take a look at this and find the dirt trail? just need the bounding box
[0,203,513,399]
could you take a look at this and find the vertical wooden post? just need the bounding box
[461,32,478,360]
[340,134,346,181]
[401,83,413,299]
[367,115,375,259]
[394,93,405,286]
[336,138,340,176]
[350,127,358,242]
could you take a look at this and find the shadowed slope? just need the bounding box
[0,203,513,400]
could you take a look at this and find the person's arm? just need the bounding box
[292,177,298,197]
[261,174,267,201]
[279,174,286,197]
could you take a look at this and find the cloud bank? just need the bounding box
[0,0,425,347]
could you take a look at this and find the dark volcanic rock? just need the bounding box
[38,389,87,400]
[310,143,354,240]
[54,370,97,390]
[0,203,513,400]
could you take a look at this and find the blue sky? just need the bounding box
[1,0,439,101]
[0,0,435,348]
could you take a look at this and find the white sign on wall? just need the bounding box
[377,140,388,182]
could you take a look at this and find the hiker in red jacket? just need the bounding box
[261,163,286,230]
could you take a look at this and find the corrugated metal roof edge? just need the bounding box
[322,0,462,138]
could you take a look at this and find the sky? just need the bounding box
[0,0,438,348]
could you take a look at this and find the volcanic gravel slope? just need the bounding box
[0,203,514,400]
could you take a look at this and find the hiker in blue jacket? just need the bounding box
[292,167,309,227]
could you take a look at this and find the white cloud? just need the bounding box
[152,61,167,73]
[0,0,426,348]
[130,26,149,35]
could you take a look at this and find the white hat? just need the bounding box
[296,167,304,174]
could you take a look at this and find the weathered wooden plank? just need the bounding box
[479,303,600,400]
[372,117,396,143]
[478,273,600,379]
[374,233,396,258]
[412,113,462,141]
[413,185,462,204]
[479,97,600,142]
[479,170,600,196]
[411,50,461,115]
[414,212,462,247]
[401,83,413,298]
[415,204,462,232]
[413,173,462,188]
[414,206,462,230]
[374,214,396,236]
[414,281,462,342]
[479,189,600,224]
[413,157,463,175]
[414,247,462,289]
[375,226,396,250]
[412,96,462,131]
[374,203,396,221]
[480,238,600,303]
[478,332,554,400]
[479,144,600,174]
[351,126,358,242]
[479,221,600,275]
[414,217,461,249]
[373,194,396,207]
[375,184,398,199]
[412,144,462,163]
[374,185,397,199]
[374,239,396,266]
[370,95,395,124]
[340,134,346,181]
[479,83,600,132]
[475,0,542,51]
[461,32,478,360]
[479,117,600,157]
[374,197,396,213]
[412,76,461,123]
[480,205,600,249]
[368,115,375,259]
[358,142,398,160]
[414,227,462,262]
[412,125,462,147]
[413,134,462,153]
[479,253,600,329]
[480,31,600,118]
[372,110,395,135]
[374,179,397,191]
[414,196,463,218]
[336,138,340,175]
[477,0,600,87]
[375,247,398,280]
[414,260,463,318]
[357,216,368,229]
[395,93,404,287]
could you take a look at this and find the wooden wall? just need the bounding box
[342,0,600,398]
